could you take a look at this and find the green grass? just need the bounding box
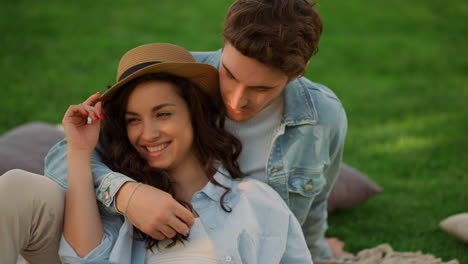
[1,0,467,262]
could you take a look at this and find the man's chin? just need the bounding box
[226,112,254,122]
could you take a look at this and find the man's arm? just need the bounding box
[302,94,348,260]
[301,147,343,260]
[45,139,134,214]
[44,138,195,238]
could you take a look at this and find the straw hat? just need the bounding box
[100,43,219,101]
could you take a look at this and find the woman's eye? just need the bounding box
[126,118,138,124]
[156,112,172,118]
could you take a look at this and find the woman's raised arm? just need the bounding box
[62,92,105,257]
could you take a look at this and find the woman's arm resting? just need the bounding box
[64,150,104,257]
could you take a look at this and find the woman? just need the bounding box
[60,43,312,263]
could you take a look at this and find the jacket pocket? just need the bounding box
[287,167,325,223]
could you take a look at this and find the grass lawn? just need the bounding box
[1,0,467,262]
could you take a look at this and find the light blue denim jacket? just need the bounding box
[58,171,313,264]
[45,49,347,260]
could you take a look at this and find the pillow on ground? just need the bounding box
[440,213,468,243]
[0,122,64,175]
[327,164,383,213]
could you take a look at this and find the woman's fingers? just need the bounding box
[62,104,104,129]
[83,92,102,106]
[94,101,103,116]
[79,102,104,121]
[63,105,88,124]
[80,92,105,119]
[73,104,89,117]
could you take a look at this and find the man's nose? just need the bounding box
[229,85,248,110]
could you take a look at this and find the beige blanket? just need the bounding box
[315,244,459,264]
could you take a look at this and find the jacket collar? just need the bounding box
[282,78,318,126]
[197,168,237,204]
[206,49,222,69]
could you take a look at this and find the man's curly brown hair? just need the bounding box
[223,0,322,78]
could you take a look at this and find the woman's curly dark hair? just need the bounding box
[99,72,245,250]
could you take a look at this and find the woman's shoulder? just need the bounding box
[233,178,289,211]
[235,177,277,194]
[227,178,294,238]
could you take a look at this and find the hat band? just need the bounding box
[118,61,162,81]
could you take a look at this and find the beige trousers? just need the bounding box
[0,169,64,264]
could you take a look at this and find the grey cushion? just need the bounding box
[0,122,64,175]
[327,164,383,213]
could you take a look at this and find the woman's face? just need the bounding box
[125,80,195,171]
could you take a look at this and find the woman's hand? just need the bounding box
[62,92,104,155]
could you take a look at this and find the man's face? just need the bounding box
[219,42,290,122]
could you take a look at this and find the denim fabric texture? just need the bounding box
[57,171,312,263]
[45,49,347,260]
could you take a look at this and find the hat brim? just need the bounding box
[100,62,219,102]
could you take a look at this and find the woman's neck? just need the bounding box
[168,153,209,204]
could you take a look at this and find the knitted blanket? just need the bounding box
[315,244,459,264]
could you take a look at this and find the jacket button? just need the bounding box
[225,256,232,262]
[304,184,313,192]
[103,189,110,201]
[270,168,281,173]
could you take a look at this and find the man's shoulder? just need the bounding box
[296,77,342,106]
[284,77,346,128]
[191,49,222,67]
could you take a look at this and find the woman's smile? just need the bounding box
[143,142,171,157]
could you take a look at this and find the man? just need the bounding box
[1,0,347,262]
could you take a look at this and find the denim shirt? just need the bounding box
[45,49,347,260]
[58,171,313,264]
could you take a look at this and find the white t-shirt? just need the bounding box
[224,96,284,182]
[144,218,218,264]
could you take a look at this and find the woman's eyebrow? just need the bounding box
[151,103,175,113]
[126,103,176,116]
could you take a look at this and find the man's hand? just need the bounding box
[116,182,195,240]
[325,237,354,258]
